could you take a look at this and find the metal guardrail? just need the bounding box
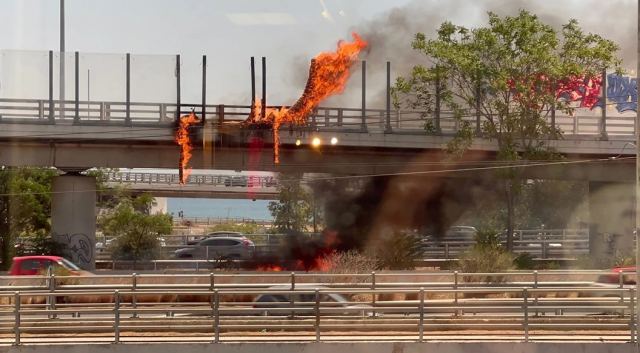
[95,229,590,263]
[0,283,636,344]
[0,98,635,138]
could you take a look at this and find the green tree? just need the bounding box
[268,174,313,233]
[99,194,172,267]
[0,167,59,268]
[395,10,620,250]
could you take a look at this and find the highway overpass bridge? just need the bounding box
[1,49,636,271]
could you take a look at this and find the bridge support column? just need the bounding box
[51,173,96,271]
[588,182,635,262]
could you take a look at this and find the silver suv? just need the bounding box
[174,236,255,260]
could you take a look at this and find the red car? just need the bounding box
[9,255,84,276]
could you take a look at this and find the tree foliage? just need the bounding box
[394,10,621,250]
[268,174,313,233]
[0,168,58,269]
[99,194,172,264]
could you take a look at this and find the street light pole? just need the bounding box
[59,0,65,119]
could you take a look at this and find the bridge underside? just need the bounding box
[0,140,632,183]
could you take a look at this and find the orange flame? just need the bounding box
[175,111,200,184]
[246,33,367,163]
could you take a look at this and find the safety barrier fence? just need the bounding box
[0,284,635,344]
[0,98,635,138]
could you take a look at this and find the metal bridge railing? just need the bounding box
[0,98,635,138]
[0,284,636,344]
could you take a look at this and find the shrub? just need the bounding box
[456,246,513,283]
[207,222,263,235]
[373,231,423,270]
[324,251,379,279]
[513,253,535,270]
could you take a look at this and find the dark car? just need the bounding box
[186,231,246,245]
[175,236,255,260]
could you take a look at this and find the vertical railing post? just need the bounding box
[385,61,392,133]
[337,109,343,126]
[371,271,377,311]
[314,288,320,342]
[218,104,225,125]
[261,57,267,120]
[453,271,460,316]
[201,55,207,123]
[38,100,44,120]
[533,270,539,316]
[48,50,55,123]
[114,290,120,344]
[131,273,138,318]
[74,51,79,124]
[475,80,482,135]
[324,110,330,127]
[419,287,425,342]
[125,53,131,126]
[361,60,367,132]
[175,54,181,122]
[600,68,608,140]
[48,273,57,319]
[434,69,441,133]
[13,292,20,346]
[630,288,636,343]
[523,288,529,342]
[551,80,556,134]
[214,290,220,343]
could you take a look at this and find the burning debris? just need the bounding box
[245,33,368,163]
[175,111,200,184]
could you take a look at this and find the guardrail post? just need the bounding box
[315,289,320,342]
[523,288,529,342]
[218,104,224,125]
[13,292,20,345]
[48,273,57,319]
[630,288,635,343]
[114,290,120,344]
[619,270,625,304]
[38,100,45,120]
[131,273,138,318]
[533,270,539,316]
[453,271,459,316]
[371,271,376,309]
[125,53,131,126]
[214,290,220,343]
[419,287,425,342]
[444,243,449,259]
[337,109,343,126]
[324,109,330,127]
[48,50,55,123]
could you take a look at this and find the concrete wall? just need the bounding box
[0,342,635,353]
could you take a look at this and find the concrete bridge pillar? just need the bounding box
[51,173,96,271]
[588,182,635,263]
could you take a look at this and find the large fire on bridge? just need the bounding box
[175,111,200,184]
[245,32,367,163]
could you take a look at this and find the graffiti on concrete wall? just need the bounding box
[52,232,94,265]
[605,74,638,113]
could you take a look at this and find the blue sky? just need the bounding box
[0,0,635,106]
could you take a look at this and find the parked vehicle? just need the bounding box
[174,236,255,260]
[9,255,87,276]
[253,285,373,316]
